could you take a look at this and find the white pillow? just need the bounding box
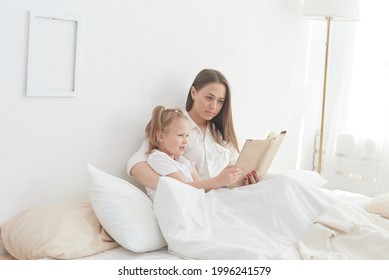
[87,164,166,252]
[275,169,328,188]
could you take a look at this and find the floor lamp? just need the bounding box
[301,0,360,174]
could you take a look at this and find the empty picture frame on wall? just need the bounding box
[26,11,81,97]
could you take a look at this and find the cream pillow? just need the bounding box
[87,164,166,252]
[365,192,389,219]
[0,234,7,255]
[0,201,118,259]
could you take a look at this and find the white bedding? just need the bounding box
[3,169,386,261]
[78,179,389,260]
[279,200,389,259]
[45,173,388,261]
[65,174,389,260]
[153,174,335,259]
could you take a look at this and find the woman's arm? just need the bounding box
[130,161,160,188]
[127,140,161,187]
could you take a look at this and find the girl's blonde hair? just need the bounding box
[185,69,239,152]
[145,105,187,154]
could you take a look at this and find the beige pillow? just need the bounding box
[0,233,7,255]
[0,201,118,259]
[0,235,15,260]
[365,192,389,219]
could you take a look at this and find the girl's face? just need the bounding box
[158,118,190,159]
[190,82,226,122]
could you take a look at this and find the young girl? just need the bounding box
[144,105,243,200]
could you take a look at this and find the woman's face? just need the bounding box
[190,82,226,122]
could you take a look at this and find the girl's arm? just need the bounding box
[169,165,243,192]
[191,169,202,182]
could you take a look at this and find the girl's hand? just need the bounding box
[242,170,261,186]
[215,165,243,186]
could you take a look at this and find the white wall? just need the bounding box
[0,0,315,223]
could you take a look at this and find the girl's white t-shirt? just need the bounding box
[145,150,195,201]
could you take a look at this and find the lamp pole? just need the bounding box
[318,16,331,174]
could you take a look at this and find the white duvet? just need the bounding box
[279,201,389,260]
[153,174,334,259]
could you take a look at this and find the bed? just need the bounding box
[1,165,388,260]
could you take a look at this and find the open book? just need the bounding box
[228,131,287,188]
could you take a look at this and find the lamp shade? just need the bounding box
[301,0,360,21]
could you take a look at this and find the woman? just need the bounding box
[127,69,259,188]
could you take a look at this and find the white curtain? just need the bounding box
[319,0,389,197]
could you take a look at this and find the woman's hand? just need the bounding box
[215,165,244,187]
[130,161,160,187]
[242,170,261,186]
